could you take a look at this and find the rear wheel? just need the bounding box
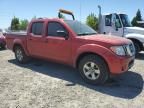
[14,46,29,64]
[78,54,109,85]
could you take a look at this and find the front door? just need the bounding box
[111,14,123,36]
[44,21,71,64]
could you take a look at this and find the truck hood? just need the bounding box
[77,34,131,47]
[125,27,144,35]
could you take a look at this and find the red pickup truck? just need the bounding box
[6,12,135,84]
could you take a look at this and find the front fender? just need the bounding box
[73,44,111,67]
[125,33,144,43]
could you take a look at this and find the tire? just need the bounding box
[134,42,141,55]
[14,46,29,64]
[78,54,109,85]
[1,44,6,49]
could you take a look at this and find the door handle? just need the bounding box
[29,38,32,40]
[45,39,48,43]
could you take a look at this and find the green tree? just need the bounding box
[86,13,98,31]
[131,9,143,27]
[11,16,20,30]
[19,19,29,30]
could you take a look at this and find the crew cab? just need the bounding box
[6,10,135,84]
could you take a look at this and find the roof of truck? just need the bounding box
[31,17,66,22]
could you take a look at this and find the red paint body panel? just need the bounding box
[6,18,134,74]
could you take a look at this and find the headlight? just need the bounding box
[111,46,126,56]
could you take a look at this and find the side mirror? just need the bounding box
[57,30,68,40]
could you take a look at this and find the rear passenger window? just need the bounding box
[31,22,44,35]
[47,22,67,37]
[105,14,112,26]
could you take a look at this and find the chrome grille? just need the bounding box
[124,43,135,56]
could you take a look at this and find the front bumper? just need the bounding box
[105,52,135,74]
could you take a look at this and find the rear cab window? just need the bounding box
[31,22,44,36]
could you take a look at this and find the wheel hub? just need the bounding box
[83,62,100,80]
[16,49,23,61]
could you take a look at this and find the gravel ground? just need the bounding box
[0,50,144,108]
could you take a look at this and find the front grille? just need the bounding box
[123,43,135,56]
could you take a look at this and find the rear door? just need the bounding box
[27,21,45,57]
[44,21,71,63]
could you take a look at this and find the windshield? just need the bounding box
[119,14,132,27]
[64,20,97,36]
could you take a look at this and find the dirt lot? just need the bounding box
[0,50,144,108]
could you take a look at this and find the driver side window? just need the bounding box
[47,22,68,37]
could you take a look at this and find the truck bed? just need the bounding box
[6,31,27,36]
[6,32,27,51]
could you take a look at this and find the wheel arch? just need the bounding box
[13,43,22,52]
[75,52,110,72]
[128,38,143,50]
[13,43,29,56]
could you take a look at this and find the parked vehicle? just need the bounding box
[0,32,6,49]
[137,21,144,28]
[98,5,144,54]
[6,9,135,84]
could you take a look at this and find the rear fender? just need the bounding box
[13,39,30,56]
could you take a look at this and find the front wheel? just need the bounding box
[78,54,109,85]
[14,46,29,64]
